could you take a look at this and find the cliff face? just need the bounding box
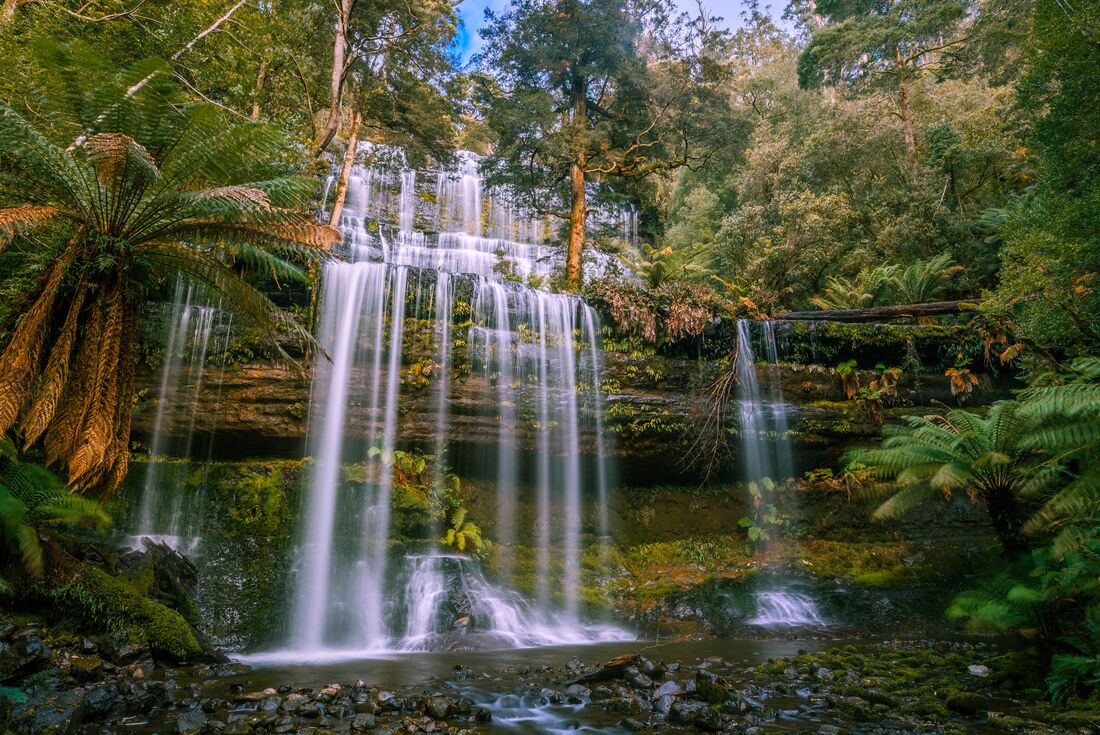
[131,350,1007,485]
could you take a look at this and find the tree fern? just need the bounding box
[845,402,1035,553]
[888,253,963,304]
[0,42,338,496]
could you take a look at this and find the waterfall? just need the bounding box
[748,591,825,626]
[736,319,825,627]
[270,149,629,659]
[128,279,223,556]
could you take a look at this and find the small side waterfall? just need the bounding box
[736,319,825,627]
[748,591,825,626]
[271,149,629,659]
[128,279,226,556]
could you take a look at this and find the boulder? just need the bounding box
[0,630,51,682]
[426,695,455,719]
[669,699,708,724]
[12,689,85,735]
[177,707,207,733]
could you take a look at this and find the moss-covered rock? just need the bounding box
[47,566,202,660]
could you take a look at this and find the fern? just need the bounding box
[0,434,110,580]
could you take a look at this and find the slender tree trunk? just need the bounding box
[1,0,18,24]
[984,484,1028,557]
[565,77,588,293]
[328,112,361,229]
[250,57,268,121]
[566,153,586,292]
[314,0,352,155]
[895,48,918,176]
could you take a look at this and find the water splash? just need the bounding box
[737,319,825,627]
[748,591,825,626]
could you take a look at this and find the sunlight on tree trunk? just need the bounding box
[328,112,361,229]
[250,57,268,121]
[566,153,586,292]
[1,0,18,25]
[315,0,352,155]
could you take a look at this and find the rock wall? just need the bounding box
[131,349,1009,486]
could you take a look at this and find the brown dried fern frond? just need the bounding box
[21,284,88,448]
[0,206,60,248]
[45,298,104,467]
[84,132,158,185]
[97,320,137,499]
[67,287,123,487]
[0,261,67,434]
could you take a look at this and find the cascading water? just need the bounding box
[269,149,629,660]
[128,279,225,556]
[736,319,825,627]
[748,591,825,626]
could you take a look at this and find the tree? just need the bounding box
[311,0,458,157]
[476,0,732,291]
[797,0,972,173]
[845,402,1036,554]
[0,48,337,496]
[982,0,1100,366]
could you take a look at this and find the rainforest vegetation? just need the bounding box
[0,0,1098,733]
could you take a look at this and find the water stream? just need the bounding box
[127,279,228,557]
[736,319,826,627]
[266,150,631,660]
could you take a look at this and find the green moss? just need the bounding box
[226,464,298,539]
[48,566,202,659]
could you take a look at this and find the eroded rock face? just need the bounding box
[130,355,1005,486]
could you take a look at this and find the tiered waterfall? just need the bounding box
[280,151,627,657]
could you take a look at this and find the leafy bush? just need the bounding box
[0,434,109,591]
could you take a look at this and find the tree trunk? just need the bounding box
[1,0,18,24]
[775,299,979,322]
[895,48,918,176]
[314,0,352,154]
[983,484,1028,557]
[250,57,268,121]
[328,112,361,230]
[564,77,588,293]
[566,153,586,292]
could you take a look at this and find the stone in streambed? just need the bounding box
[351,712,377,730]
[176,708,207,733]
[66,654,104,683]
[100,628,149,665]
[426,695,455,719]
[565,683,590,702]
[945,691,992,716]
[669,699,708,724]
[12,689,85,735]
[653,680,682,699]
[693,705,723,732]
[83,682,119,719]
[695,669,726,704]
[223,720,254,735]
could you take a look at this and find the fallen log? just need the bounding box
[570,652,640,685]
[775,299,980,323]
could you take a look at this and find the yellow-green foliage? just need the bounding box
[227,465,294,538]
[48,566,201,659]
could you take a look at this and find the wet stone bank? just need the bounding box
[3,619,1096,735]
